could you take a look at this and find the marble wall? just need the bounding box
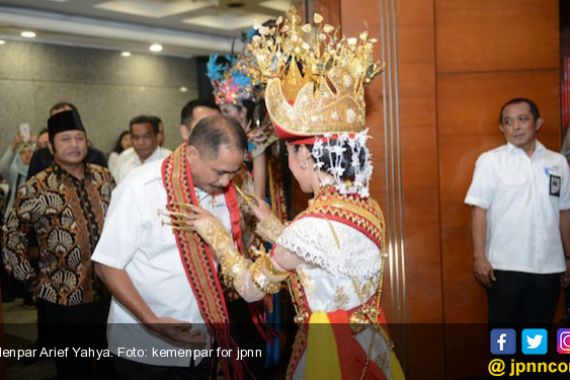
[0,41,198,156]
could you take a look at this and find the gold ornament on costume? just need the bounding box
[245,8,385,139]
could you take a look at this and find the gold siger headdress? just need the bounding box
[245,8,384,140]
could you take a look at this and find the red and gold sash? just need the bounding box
[161,145,244,379]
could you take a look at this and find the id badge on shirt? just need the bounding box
[550,174,561,197]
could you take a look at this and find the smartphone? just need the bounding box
[19,123,30,142]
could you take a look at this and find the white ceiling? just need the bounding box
[0,0,298,57]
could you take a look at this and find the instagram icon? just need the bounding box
[557,329,570,354]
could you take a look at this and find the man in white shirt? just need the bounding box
[92,115,250,380]
[115,115,171,182]
[465,98,570,325]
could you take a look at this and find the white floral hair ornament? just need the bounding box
[311,129,373,197]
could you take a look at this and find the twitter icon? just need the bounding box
[522,329,548,355]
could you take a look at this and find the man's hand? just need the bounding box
[94,263,207,346]
[146,316,206,345]
[473,256,495,287]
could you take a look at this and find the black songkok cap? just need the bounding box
[47,110,85,141]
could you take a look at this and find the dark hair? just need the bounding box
[129,115,159,135]
[296,140,369,180]
[180,99,219,126]
[499,98,541,124]
[49,102,78,115]
[38,127,48,137]
[148,115,163,128]
[113,130,131,154]
[240,99,257,125]
[189,115,247,157]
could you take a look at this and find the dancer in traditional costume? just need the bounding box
[183,9,405,380]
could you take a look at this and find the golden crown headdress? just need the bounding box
[245,8,385,140]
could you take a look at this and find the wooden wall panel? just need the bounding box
[393,0,442,326]
[435,0,559,73]
[438,71,562,138]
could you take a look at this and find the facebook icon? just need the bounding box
[490,329,516,355]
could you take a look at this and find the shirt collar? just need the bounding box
[51,161,90,182]
[194,187,208,202]
[505,140,545,156]
[194,186,225,207]
[140,146,162,164]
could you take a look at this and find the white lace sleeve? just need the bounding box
[276,217,382,279]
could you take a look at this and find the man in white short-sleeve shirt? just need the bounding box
[465,98,570,325]
[92,115,249,380]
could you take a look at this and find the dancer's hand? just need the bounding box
[183,204,235,256]
[248,128,267,144]
[249,196,273,222]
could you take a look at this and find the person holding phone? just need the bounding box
[0,130,35,219]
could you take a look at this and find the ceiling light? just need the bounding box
[149,43,163,52]
[121,51,131,57]
[0,40,5,45]
[179,86,188,93]
[21,31,36,38]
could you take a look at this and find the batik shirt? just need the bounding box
[2,163,114,305]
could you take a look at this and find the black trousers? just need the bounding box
[37,298,110,380]
[487,270,562,325]
[228,298,268,379]
[112,355,212,380]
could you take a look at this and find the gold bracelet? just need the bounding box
[220,254,250,287]
[250,258,281,294]
[260,254,288,277]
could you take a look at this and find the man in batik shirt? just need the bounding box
[2,109,115,380]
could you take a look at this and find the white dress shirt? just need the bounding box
[107,151,120,179]
[92,158,231,366]
[114,146,172,183]
[465,141,570,274]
